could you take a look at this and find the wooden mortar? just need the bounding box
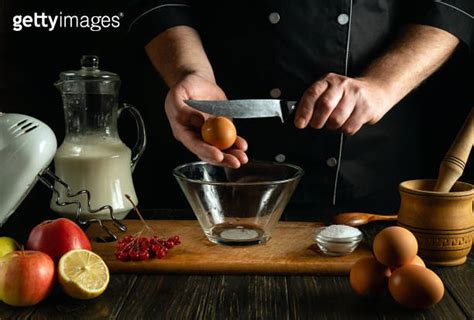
[397,179,474,266]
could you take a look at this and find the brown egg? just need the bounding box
[201,116,237,150]
[350,257,391,296]
[373,226,418,267]
[389,265,444,309]
[409,255,426,268]
[391,255,426,272]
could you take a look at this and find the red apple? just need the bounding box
[26,218,91,262]
[0,251,55,306]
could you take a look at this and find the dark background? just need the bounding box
[1,0,473,234]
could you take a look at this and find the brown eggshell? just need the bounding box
[389,265,444,309]
[409,255,426,268]
[373,226,418,267]
[201,116,237,150]
[350,257,391,296]
[391,255,425,272]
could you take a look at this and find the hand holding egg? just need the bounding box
[164,73,248,168]
[350,226,444,309]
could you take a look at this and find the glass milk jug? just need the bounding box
[50,55,146,220]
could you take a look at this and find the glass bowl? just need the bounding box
[313,226,363,256]
[173,161,304,245]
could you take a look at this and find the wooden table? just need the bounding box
[1,209,473,319]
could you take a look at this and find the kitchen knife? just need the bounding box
[184,99,297,122]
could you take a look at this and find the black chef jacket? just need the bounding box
[126,0,474,216]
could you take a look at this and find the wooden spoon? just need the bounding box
[435,108,473,192]
[333,212,398,227]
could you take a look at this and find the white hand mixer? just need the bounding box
[0,112,127,241]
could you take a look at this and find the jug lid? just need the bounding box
[58,55,119,82]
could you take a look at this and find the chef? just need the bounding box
[126,1,473,217]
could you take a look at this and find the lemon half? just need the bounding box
[58,249,109,300]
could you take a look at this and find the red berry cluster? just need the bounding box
[115,235,181,261]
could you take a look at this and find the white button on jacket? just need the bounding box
[268,12,281,24]
[275,154,286,163]
[270,88,281,98]
[326,157,338,168]
[337,13,349,25]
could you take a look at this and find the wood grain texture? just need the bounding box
[120,275,290,320]
[374,286,467,320]
[117,275,218,320]
[0,304,35,320]
[28,274,137,320]
[435,253,474,318]
[287,276,378,320]
[214,275,289,319]
[87,220,372,275]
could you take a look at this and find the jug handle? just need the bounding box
[118,103,147,172]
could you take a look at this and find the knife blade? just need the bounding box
[184,99,297,122]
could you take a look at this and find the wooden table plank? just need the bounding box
[117,275,217,320]
[434,252,474,318]
[28,274,137,320]
[374,288,467,320]
[287,276,378,320]
[118,274,290,320]
[0,304,35,320]
[213,275,289,320]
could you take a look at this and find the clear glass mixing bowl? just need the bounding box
[173,161,304,245]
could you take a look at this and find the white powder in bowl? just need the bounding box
[319,224,361,239]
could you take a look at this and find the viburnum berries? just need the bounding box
[114,235,180,261]
[115,195,181,262]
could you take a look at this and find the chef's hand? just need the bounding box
[165,73,248,168]
[294,73,393,135]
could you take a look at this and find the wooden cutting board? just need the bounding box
[87,220,372,275]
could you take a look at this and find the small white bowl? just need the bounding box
[313,226,363,256]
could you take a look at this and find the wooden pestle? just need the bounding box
[434,108,474,192]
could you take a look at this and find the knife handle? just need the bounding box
[281,101,297,123]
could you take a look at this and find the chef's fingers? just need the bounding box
[202,152,243,169]
[234,136,248,152]
[326,92,356,130]
[172,98,209,129]
[340,104,367,136]
[295,80,329,128]
[226,148,248,164]
[186,110,208,128]
[310,84,344,129]
[180,129,246,168]
[180,129,225,163]
[220,153,242,168]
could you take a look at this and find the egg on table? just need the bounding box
[389,265,444,309]
[391,255,425,271]
[350,257,392,296]
[373,226,418,267]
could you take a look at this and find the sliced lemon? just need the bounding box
[58,249,109,300]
